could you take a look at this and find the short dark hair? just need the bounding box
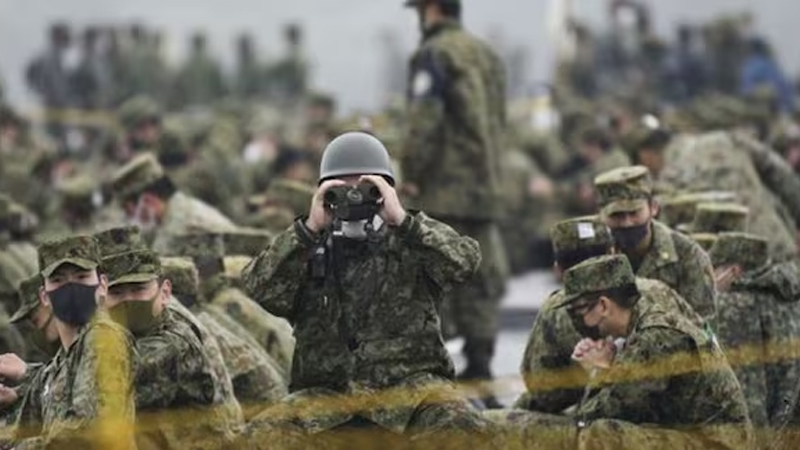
[439,1,461,19]
[580,128,613,152]
[125,176,176,205]
[555,244,613,271]
[588,284,641,309]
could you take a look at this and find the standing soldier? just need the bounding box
[25,23,73,144]
[400,0,509,402]
[171,32,226,108]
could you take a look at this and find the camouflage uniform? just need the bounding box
[110,153,238,254]
[14,236,137,450]
[710,233,800,438]
[688,202,749,234]
[240,212,490,445]
[401,16,509,376]
[171,34,226,107]
[658,191,737,229]
[660,131,800,259]
[560,255,753,450]
[10,274,53,363]
[103,248,240,449]
[595,166,717,323]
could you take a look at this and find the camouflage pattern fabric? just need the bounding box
[242,212,480,431]
[594,166,653,216]
[150,192,238,255]
[37,234,101,278]
[689,203,749,233]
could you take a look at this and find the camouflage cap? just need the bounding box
[11,274,43,323]
[160,257,198,297]
[560,254,637,306]
[110,153,165,202]
[118,95,161,131]
[264,178,315,216]
[594,166,653,216]
[549,216,613,254]
[689,233,719,252]
[38,235,101,278]
[658,191,738,227]
[104,249,162,287]
[219,229,272,257]
[690,203,749,234]
[164,233,225,259]
[709,232,769,272]
[94,226,146,259]
[57,174,99,209]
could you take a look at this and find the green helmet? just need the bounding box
[319,132,395,185]
[118,95,161,131]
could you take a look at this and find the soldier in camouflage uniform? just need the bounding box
[516,216,705,414]
[241,132,489,449]
[709,233,800,444]
[110,152,237,254]
[161,257,287,419]
[657,191,738,230]
[165,232,294,381]
[11,235,137,450]
[594,166,717,323]
[400,0,509,395]
[687,202,749,234]
[102,245,240,449]
[558,255,753,449]
[171,32,226,108]
[117,96,188,165]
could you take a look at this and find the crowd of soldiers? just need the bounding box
[1,0,800,448]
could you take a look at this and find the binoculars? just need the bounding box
[324,183,382,221]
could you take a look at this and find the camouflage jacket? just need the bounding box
[134,308,239,450]
[634,221,717,323]
[401,19,507,220]
[243,212,479,394]
[151,192,237,255]
[15,313,137,450]
[517,278,705,414]
[577,296,752,448]
[717,261,800,429]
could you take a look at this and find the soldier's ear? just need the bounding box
[39,286,50,307]
[160,279,172,300]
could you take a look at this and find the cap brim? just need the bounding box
[601,199,648,217]
[41,258,99,278]
[554,292,584,309]
[10,302,38,324]
[108,273,159,287]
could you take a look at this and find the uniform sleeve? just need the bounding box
[578,327,699,423]
[400,47,450,185]
[737,132,800,227]
[243,223,314,320]
[518,304,587,413]
[396,212,481,290]
[677,240,718,324]
[44,323,136,450]
[759,292,800,425]
[13,363,49,441]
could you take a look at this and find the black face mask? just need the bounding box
[612,223,650,251]
[569,312,603,340]
[47,283,99,327]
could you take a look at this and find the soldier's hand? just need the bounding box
[0,384,18,406]
[306,180,347,234]
[572,339,615,371]
[361,175,407,226]
[0,354,26,382]
[529,176,554,198]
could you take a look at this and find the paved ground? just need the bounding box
[447,270,560,406]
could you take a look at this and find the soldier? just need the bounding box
[247,178,316,233]
[709,233,800,442]
[241,132,489,449]
[161,257,286,419]
[101,246,240,449]
[400,0,509,399]
[25,22,73,143]
[10,274,55,362]
[594,166,717,323]
[687,202,749,234]
[559,255,752,449]
[9,235,136,450]
[234,33,265,99]
[165,232,294,380]
[517,216,704,414]
[172,32,226,107]
[117,95,187,164]
[110,152,237,254]
[265,24,308,104]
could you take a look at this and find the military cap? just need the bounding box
[6,202,38,235]
[560,254,637,307]
[621,114,670,154]
[38,235,101,278]
[709,232,769,272]
[220,229,272,257]
[658,191,738,227]
[690,203,749,234]
[160,257,199,297]
[164,233,225,259]
[594,166,653,216]
[104,249,162,287]
[264,178,314,216]
[57,175,99,208]
[11,274,43,323]
[689,233,719,252]
[110,153,165,202]
[94,226,147,260]
[550,216,613,254]
[118,95,161,131]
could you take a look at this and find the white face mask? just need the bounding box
[130,197,157,231]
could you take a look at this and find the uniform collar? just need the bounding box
[637,221,678,275]
[423,18,461,41]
